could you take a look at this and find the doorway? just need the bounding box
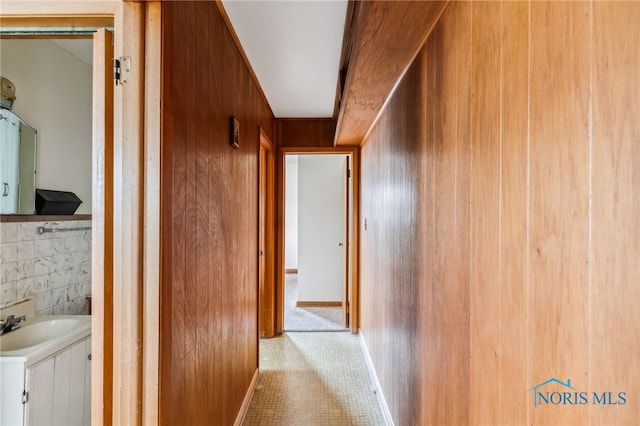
[258,146,360,337]
[283,154,350,332]
[0,26,112,424]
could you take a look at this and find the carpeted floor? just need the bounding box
[243,332,386,425]
[284,274,349,332]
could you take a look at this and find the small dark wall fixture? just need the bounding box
[35,188,82,215]
[230,116,240,149]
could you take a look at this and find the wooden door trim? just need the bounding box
[343,155,350,327]
[0,2,155,425]
[0,0,160,425]
[259,128,276,338]
[275,146,361,334]
[92,27,114,426]
[143,3,161,425]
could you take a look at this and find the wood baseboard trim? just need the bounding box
[359,332,395,426]
[296,301,341,308]
[233,368,259,426]
[285,268,298,274]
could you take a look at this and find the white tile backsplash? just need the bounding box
[0,220,91,314]
[0,223,18,243]
[1,262,18,284]
[0,242,18,263]
[52,238,66,254]
[34,257,50,275]
[17,277,34,299]
[18,223,36,241]
[1,281,17,303]
[34,273,49,293]
[35,239,51,257]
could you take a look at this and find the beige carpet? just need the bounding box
[243,332,386,425]
[284,274,349,332]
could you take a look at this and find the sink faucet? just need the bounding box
[0,315,26,336]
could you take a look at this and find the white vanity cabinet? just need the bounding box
[24,336,91,426]
[0,322,91,426]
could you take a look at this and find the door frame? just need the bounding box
[258,128,276,338]
[275,146,361,334]
[0,2,158,424]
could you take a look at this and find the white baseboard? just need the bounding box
[359,332,395,426]
[233,368,259,426]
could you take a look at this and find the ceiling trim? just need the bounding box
[334,1,450,146]
[332,0,357,120]
[0,16,114,28]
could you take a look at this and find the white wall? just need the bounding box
[297,155,345,302]
[0,39,93,214]
[284,156,299,270]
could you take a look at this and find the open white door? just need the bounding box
[297,155,347,316]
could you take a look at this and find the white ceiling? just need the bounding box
[221,0,348,118]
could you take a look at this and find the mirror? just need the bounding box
[0,109,37,214]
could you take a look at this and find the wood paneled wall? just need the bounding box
[360,1,640,424]
[275,118,335,148]
[160,2,273,424]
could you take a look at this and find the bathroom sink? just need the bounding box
[0,318,84,352]
[0,315,91,359]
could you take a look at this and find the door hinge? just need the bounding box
[22,390,28,405]
[347,169,351,178]
[114,56,131,86]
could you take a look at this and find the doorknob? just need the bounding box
[259,250,264,256]
[338,242,343,247]
[2,183,8,197]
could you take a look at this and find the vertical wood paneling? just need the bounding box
[451,3,472,423]
[160,2,273,424]
[419,3,472,422]
[361,54,424,424]
[418,31,436,426]
[529,3,590,425]
[469,2,502,423]
[360,1,640,425]
[275,119,336,148]
[499,2,529,424]
[591,2,640,423]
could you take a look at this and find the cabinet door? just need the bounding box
[26,357,55,426]
[0,361,27,425]
[52,345,72,425]
[0,109,21,214]
[68,338,88,425]
[84,337,91,426]
[26,337,91,426]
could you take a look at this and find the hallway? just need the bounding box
[242,332,385,426]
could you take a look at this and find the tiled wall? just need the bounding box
[0,220,91,315]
